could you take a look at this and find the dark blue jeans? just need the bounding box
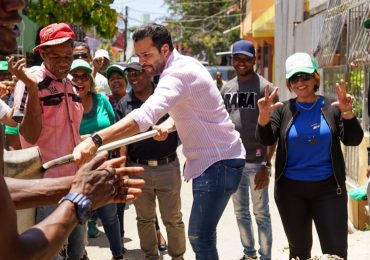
[188,159,245,260]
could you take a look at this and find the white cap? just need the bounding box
[285,52,318,79]
[94,49,110,60]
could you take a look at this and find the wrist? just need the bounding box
[90,133,103,147]
[341,110,354,119]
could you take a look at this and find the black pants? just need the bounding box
[275,175,348,260]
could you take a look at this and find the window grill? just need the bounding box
[314,0,368,67]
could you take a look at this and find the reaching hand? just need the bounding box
[331,79,354,114]
[7,57,37,90]
[70,152,145,209]
[73,137,98,165]
[257,86,283,115]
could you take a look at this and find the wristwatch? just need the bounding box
[261,161,272,169]
[59,192,93,224]
[91,133,103,147]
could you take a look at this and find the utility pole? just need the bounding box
[123,6,128,62]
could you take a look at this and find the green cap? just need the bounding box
[106,64,125,79]
[70,59,92,73]
[0,61,8,71]
[364,18,370,29]
[285,52,318,79]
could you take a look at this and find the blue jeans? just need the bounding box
[188,159,245,260]
[96,203,122,257]
[232,163,272,260]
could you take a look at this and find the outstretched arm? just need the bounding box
[0,152,144,260]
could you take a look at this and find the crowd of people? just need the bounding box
[0,1,368,260]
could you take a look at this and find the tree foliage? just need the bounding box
[163,0,241,65]
[25,0,118,39]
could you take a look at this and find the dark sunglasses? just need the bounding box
[73,53,89,60]
[125,70,143,77]
[289,73,313,84]
[72,74,90,82]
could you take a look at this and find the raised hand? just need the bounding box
[332,80,353,111]
[257,86,283,114]
[6,57,37,89]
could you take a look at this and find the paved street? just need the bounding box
[86,147,370,259]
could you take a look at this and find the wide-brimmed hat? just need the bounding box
[70,59,92,73]
[285,52,318,79]
[33,23,74,52]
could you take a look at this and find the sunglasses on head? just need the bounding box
[73,53,89,60]
[72,73,90,82]
[125,70,143,77]
[289,73,313,84]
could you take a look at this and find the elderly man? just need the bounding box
[0,1,145,259]
[73,23,246,260]
[11,22,92,259]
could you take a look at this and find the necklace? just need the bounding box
[295,97,318,111]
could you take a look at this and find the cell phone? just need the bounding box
[0,60,8,71]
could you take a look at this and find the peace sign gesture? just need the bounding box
[331,79,355,119]
[257,86,283,126]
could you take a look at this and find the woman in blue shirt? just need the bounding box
[256,53,363,260]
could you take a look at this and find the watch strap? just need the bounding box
[59,192,92,224]
[91,133,103,147]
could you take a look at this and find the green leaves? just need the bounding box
[25,0,118,39]
[163,0,240,64]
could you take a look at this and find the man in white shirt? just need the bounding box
[73,23,246,260]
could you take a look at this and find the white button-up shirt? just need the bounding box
[127,49,245,180]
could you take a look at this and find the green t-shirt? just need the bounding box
[80,93,115,135]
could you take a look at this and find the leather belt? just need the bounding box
[130,152,177,167]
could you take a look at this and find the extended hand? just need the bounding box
[70,152,145,209]
[73,137,98,165]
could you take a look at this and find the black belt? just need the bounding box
[130,152,177,167]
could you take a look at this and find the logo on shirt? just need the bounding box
[224,92,257,110]
[48,84,58,94]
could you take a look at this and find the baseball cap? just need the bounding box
[70,59,92,73]
[33,23,75,52]
[106,64,125,79]
[123,62,142,72]
[365,19,370,29]
[232,40,255,57]
[94,49,110,61]
[285,52,318,79]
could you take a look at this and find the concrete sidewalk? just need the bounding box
[86,147,370,259]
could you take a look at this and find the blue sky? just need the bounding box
[111,0,168,28]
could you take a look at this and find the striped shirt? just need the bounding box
[127,49,245,180]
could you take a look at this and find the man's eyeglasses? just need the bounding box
[289,73,313,84]
[72,74,90,82]
[125,70,143,77]
[73,53,89,60]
